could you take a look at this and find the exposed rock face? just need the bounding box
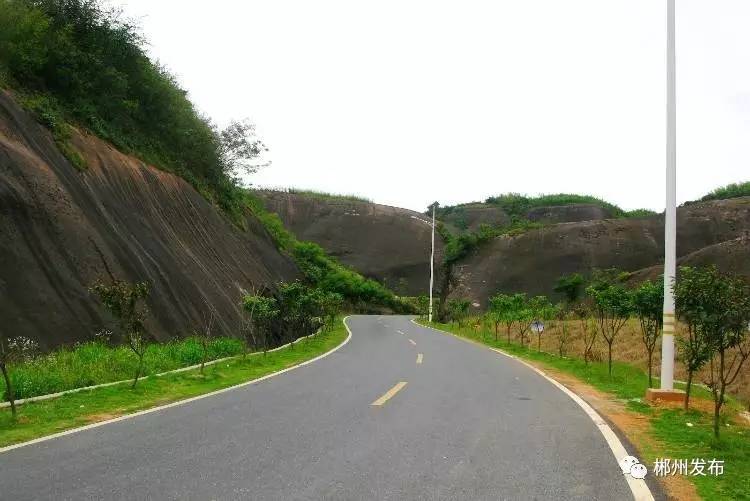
[0,91,298,348]
[450,198,750,307]
[628,234,750,284]
[257,191,441,296]
[525,204,614,224]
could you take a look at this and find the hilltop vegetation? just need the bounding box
[263,187,372,203]
[697,181,750,203]
[0,0,260,218]
[436,193,655,221]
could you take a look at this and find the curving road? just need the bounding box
[0,316,642,500]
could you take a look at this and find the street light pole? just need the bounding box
[660,0,677,391]
[428,204,435,323]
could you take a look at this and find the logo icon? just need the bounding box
[620,455,648,479]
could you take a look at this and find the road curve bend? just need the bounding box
[0,316,639,500]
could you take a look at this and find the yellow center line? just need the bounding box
[371,382,408,406]
[416,353,423,364]
[408,339,417,346]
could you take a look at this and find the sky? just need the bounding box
[111,0,750,212]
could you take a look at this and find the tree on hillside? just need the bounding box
[631,280,663,388]
[674,266,750,434]
[90,279,151,388]
[587,275,632,377]
[0,334,39,420]
[416,295,430,321]
[218,120,270,183]
[554,273,586,305]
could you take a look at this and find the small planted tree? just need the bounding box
[243,294,279,354]
[487,294,510,341]
[554,304,572,357]
[673,266,720,410]
[196,302,217,375]
[587,272,632,376]
[447,298,471,327]
[90,279,151,388]
[416,295,430,321]
[631,280,663,388]
[574,303,597,365]
[320,291,344,331]
[529,296,553,352]
[515,297,534,348]
[0,334,39,420]
[675,266,750,435]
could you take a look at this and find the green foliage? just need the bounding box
[484,192,627,218]
[242,294,279,352]
[674,265,750,437]
[631,280,663,387]
[2,336,244,401]
[698,181,750,203]
[553,273,586,304]
[0,0,264,218]
[0,319,348,447]
[89,278,151,387]
[446,298,471,326]
[284,188,371,203]
[243,191,411,313]
[586,270,633,376]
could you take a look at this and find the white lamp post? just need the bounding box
[660,0,677,392]
[428,204,435,323]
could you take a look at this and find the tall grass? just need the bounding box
[3,337,244,401]
[260,187,372,203]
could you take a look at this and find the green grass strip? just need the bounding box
[420,319,750,501]
[0,319,348,448]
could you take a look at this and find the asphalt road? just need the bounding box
[0,316,637,500]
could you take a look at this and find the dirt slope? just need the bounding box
[0,91,298,348]
[451,198,750,306]
[257,191,441,296]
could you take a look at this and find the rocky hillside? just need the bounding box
[257,191,442,296]
[450,198,750,306]
[0,91,298,348]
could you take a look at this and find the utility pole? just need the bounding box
[428,203,435,323]
[660,0,677,392]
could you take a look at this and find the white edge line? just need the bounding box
[1,329,321,409]
[411,319,654,501]
[0,317,353,455]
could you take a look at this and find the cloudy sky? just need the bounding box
[113,0,749,212]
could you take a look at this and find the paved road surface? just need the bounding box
[0,316,638,500]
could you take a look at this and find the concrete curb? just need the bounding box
[412,319,655,501]
[1,329,321,409]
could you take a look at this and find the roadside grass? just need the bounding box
[420,319,750,501]
[0,319,348,448]
[5,336,245,400]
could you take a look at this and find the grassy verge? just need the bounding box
[0,319,348,448]
[419,319,750,501]
[5,337,245,400]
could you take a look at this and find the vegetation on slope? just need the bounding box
[263,187,372,203]
[244,192,411,313]
[436,193,655,221]
[697,181,750,203]
[0,0,264,219]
